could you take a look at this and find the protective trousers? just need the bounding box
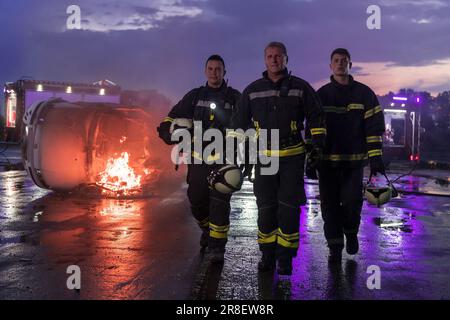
[187,163,231,251]
[318,166,364,248]
[254,155,306,259]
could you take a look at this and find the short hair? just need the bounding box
[265,41,288,56]
[331,48,351,61]
[205,54,225,69]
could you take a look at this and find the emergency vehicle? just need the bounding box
[3,79,121,142]
[382,95,422,162]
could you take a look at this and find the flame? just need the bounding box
[96,152,142,196]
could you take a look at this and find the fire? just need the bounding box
[96,152,142,196]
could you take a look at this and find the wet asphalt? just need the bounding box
[1,165,449,300]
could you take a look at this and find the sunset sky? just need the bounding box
[1,0,449,103]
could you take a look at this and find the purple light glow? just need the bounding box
[393,96,408,101]
[416,97,420,103]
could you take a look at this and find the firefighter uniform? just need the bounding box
[231,69,325,264]
[160,82,241,252]
[317,75,385,249]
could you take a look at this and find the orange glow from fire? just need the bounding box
[96,152,142,196]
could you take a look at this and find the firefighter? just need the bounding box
[313,48,385,263]
[231,42,326,275]
[157,55,241,263]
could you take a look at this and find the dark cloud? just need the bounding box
[0,0,449,107]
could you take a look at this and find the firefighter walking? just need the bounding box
[314,48,385,263]
[157,55,241,263]
[231,42,325,275]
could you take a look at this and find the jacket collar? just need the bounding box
[205,81,227,93]
[330,74,355,88]
[263,68,290,84]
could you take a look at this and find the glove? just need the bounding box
[157,121,176,145]
[207,166,222,189]
[369,156,385,176]
[306,145,323,172]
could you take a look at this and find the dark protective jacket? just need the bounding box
[231,69,325,157]
[317,75,385,167]
[162,82,241,162]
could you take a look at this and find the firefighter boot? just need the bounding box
[345,233,359,255]
[258,250,276,272]
[328,246,343,264]
[277,256,293,275]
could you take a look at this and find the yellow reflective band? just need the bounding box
[368,149,383,157]
[366,136,383,143]
[261,144,305,157]
[210,230,228,239]
[258,229,278,238]
[310,128,327,135]
[210,113,215,121]
[277,228,299,241]
[323,153,368,161]
[364,105,382,119]
[197,217,209,228]
[164,117,174,122]
[209,223,230,232]
[192,151,221,162]
[277,237,299,249]
[347,103,365,110]
[258,235,277,244]
[323,106,347,113]
[290,121,298,132]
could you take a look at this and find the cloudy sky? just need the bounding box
[1,0,449,103]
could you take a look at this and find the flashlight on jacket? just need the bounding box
[209,103,217,110]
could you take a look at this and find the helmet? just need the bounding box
[207,164,243,194]
[365,185,392,207]
[364,173,397,207]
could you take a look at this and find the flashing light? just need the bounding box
[66,86,72,94]
[390,103,395,106]
[99,88,105,96]
[416,97,420,103]
[415,154,420,161]
[209,103,217,110]
[393,96,407,101]
[401,103,406,107]
[36,84,43,92]
[409,154,414,161]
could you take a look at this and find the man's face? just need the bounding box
[330,53,351,77]
[264,46,287,75]
[205,60,225,88]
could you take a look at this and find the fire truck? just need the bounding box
[382,95,422,163]
[3,79,121,142]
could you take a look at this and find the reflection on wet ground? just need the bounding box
[1,170,449,299]
[196,179,450,300]
[0,170,201,299]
